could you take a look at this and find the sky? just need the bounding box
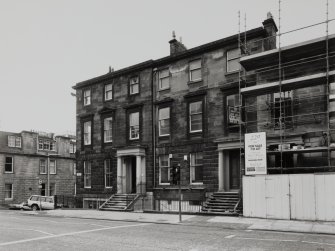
[0,0,334,135]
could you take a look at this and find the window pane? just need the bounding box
[130,77,139,94]
[160,167,170,183]
[105,84,113,100]
[49,160,56,174]
[104,117,113,142]
[159,107,169,120]
[84,90,91,105]
[129,112,140,139]
[190,68,202,81]
[189,59,201,70]
[5,184,12,199]
[40,159,46,174]
[5,157,13,172]
[84,162,91,188]
[84,121,91,145]
[227,58,240,72]
[159,155,170,184]
[191,114,202,131]
[39,140,43,150]
[105,159,112,187]
[15,137,21,147]
[131,83,139,94]
[190,101,202,114]
[160,77,170,90]
[159,119,170,136]
[160,69,169,78]
[8,136,15,147]
[227,48,240,60]
[190,153,203,183]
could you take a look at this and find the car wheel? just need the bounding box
[32,205,39,211]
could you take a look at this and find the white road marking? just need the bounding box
[225,235,236,239]
[0,223,151,247]
[0,227,54,236]
[90,224,111,228]
[42,219,60,223]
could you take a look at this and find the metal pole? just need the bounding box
[178,164,182,222]
[47,154,50,196]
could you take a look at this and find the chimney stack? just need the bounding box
[262,12,278,50]
[169,31,187,55]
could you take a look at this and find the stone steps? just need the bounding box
[100,194,138,211]
[202,191,241,215]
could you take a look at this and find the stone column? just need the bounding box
[122,158,127,193]
[136,155,142,194]
[117,157,122,194]
[141,156,146,194]
[218,150,224,191]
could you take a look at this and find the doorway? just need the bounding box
[229,150,240,190]
[125,157,137,194]
[41,183,46,196]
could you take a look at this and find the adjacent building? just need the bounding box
[74,14,278,211]
[0,130,76,206]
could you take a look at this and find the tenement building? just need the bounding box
[73,14,279,212]
[0,130,76,206]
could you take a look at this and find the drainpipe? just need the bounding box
[151,68,157,190]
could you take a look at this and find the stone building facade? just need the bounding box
[73,15,278,210]
[0,130,76,205]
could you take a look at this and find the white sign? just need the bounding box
[76,173,82,177]
[245,132,267,175]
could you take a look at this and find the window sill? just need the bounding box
[225,70,242,76]
[188,79,202,85]
[158,87,170,92]
[4,172,13,174]
[159,183,171,186]
[5,198,13,201]
[158,134,170,139]
[190,182,204,185]
[84,187,91,189]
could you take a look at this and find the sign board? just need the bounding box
[38,179,43,185]
[228,106,240,124]
[38,185,42,189]
[245,132,267,175]
[76,173,82,177]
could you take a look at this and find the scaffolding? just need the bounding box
[236,0,335,176]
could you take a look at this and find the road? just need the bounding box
[0,211,335,250]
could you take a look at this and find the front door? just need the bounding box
[125,157,137,194]
[229,150,240,190]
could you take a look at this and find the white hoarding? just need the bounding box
[245,132,267,175]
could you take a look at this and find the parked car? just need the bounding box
[27,195,55,210]
[8,202,31,210]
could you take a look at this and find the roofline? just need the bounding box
[73,27,266,90]
[241,33,335,63]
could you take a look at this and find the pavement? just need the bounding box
[16,209,335,235]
